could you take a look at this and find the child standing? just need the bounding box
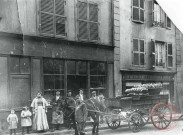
[7,109,18,135]
[21,106,32,135]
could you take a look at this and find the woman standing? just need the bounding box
[31,92,49,132]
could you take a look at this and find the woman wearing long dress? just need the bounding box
[31,92,49,132]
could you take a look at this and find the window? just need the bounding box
[78,1,99,41]
[43,59,64,93]
[90,62,106,95]
[153,2,165,27]
[132,39,145,66]
[10,57,30,74]
[155,42,166,67]
[167,43,173,67]
[132,0,144,23]
[166,16,171,29]
[40,0,66,36]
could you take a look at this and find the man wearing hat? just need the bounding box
[76,89,86,101]
[51,91,63,132]
[90,91,100,102]
[75,96,88,135]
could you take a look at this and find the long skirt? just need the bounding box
[32,106,49,131]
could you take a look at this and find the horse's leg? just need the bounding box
[72,115,78,135]
[96,113,100,134]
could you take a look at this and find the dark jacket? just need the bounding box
[51,96,62,111]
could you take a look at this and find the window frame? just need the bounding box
[132,38,145,66]
[132,0,145,23]
[39,0,67,38]
[77,0,100,42]
[166,15,171,29]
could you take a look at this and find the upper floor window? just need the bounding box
[132,0,145,23]
[132,38,145,66]
[153,2,165,27]
[166,16,171,29]
[77,1,99,41]
[151,40,173,68]
[39,0,66,37]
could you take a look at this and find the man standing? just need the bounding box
[51,91,63,132]
[75,97,88,135]
[76,89,86,101]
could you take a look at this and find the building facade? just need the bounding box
[0,0,114,130]
[117,0,177,102]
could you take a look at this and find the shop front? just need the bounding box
[121,70,176,102]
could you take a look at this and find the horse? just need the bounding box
[59,96,106,135]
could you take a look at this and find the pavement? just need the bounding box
[2,115,183,135]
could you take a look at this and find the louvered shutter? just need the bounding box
[167,43,173,67]
[133,39,139,65]
[140,40,145,65]
[140,0,144,22]
[132,0,139,21]
[151,40,155,68]
[166,16,171,28]
[40,0,54,35]
[78,1,88,40]
[55,0,65,36]
[89,4,98,41]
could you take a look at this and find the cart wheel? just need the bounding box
[106,110,121,130]
[128,113,143,133]
[151,102,172,130]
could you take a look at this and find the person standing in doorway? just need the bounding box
[7,109,18,135]
[31,92,49,132]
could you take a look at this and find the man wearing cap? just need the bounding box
[51,91,63,132]
[90,91,100,102]
[75,96,88,135]
[76,89,86,101]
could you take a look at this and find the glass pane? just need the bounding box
[20,57,30,73]
[90,62,106,75]
[67,61,76,74]
[55,0,64,15]
[10,57,19,73]
[168,44,172,55]
[43,59,54,74]
[168,56,173,67]
[56,16,65,35]
[89,4,98,22]
[133,39,138,51]
[134,53,139,65]
[140,0,144,9]
[78,61,87,75]
[67,75,87,97]
[90,23,98,40]
[140,9,144,22]
[41,13,54,35]
[44,75,55,90]
[78,1,87,20]
[54,60,64,74]
[55,75,64,89]
[140,53,145,65]
[133,0,139,7]
[79,21,88,40]
[133,7,139,21]
[41,0,54,13]
[90,76,105,89]
[140,40,144,52]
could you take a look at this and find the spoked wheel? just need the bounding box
[128,113,143,133]
[106,110,121,130]
[140,112,149,127]
[151,102,172,130]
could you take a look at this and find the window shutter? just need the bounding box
[133,39,139,65]
[140,40,145,65]
[167,43,173,67]
[132,0,140,21]
[55,0,65,15]
[151,40,155,68]
[166,16,171,28]
[78,1,88,40]
[140,0,144,22]
[89,4,98,22]
[40,0,54,35]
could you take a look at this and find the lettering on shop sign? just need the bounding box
[124,74,173,81]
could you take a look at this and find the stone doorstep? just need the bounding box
[3,116,183,135]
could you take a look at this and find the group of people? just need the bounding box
[7,89,104,135]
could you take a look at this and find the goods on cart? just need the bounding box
[125,87,148,96]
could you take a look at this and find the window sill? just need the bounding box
[132,20,144,24]
[152,22,165,28]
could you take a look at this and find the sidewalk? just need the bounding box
[2,116,183,135]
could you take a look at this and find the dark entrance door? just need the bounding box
[10,75,30,108]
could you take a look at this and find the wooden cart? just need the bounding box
[104,94,172,132]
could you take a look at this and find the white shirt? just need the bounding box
[56,95,60,101]
[79,94,84,101]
